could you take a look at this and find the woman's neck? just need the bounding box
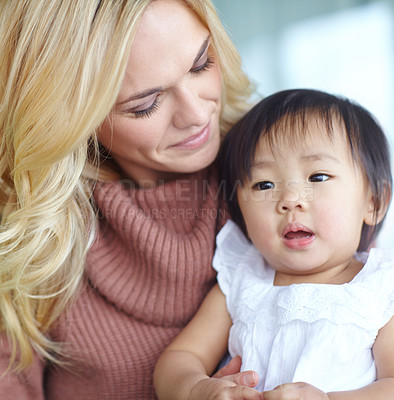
[99,160,198,188]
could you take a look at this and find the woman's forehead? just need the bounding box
[118,0,208,101]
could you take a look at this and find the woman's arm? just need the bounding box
[153,284,261,400]
[262,316,394,400]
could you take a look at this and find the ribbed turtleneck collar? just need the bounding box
[86,167,225,327]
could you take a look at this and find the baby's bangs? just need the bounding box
[256,107,339,157]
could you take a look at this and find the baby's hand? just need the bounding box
[262,382,329,400]
[213,356,259,388]
[189,377,264,400]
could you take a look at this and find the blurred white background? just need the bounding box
[213,0,394,247]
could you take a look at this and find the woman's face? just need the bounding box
[98,0,222,185]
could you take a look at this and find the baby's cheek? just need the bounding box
[315,205,342,238]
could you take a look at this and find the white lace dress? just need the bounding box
[213,220,394,392]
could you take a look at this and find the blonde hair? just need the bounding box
[0,0,252,371]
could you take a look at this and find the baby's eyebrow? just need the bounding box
[301,152,340,163]
[251,152,340,169]
[250,159,275,169]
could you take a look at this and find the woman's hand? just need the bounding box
[262,382,329,400]
[212,356,259,388]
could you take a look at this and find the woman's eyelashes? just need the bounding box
[190,55,215,75]
[131,97,161,119]
[122,93,161,119]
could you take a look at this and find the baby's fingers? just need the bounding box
[213,357,259,388]
[262,384,296,400]
[225,385,264,399]
[262,382,329,400]
[213,356,258,388]
[190,377,263,400]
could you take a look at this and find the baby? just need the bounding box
[154,89,394,400]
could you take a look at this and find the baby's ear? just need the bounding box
[364,185,392,226]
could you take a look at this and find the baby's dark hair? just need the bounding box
[219,89,392,251]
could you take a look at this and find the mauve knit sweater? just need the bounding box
[0,167,225,399]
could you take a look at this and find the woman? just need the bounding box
[0,0,255,398]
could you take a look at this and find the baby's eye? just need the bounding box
[309,173,330,182]
[253,181,274,191]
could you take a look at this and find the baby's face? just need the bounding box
[237,118,374,284]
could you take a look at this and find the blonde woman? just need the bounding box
[0,0,256,398]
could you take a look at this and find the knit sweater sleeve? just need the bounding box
[0,334,46,399]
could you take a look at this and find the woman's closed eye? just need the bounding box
[190,55,215,75]
[253,181,275,191]
[125,94,162,119]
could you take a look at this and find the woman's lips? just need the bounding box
[282,223,315,250]
[170,125,210,150]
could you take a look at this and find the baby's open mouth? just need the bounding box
[284,230,314,240]
[282,223,315,250]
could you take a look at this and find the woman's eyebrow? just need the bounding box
[193,35,211,65]
[116,35,211,108]
[117,87,163,106]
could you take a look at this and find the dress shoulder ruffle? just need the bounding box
[212,220,274,317]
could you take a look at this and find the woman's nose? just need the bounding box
[172,84,208,129]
